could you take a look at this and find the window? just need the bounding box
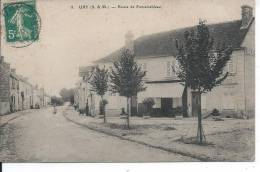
[227,57,236,74]
[139,63,147,72]
[11,78,15,89]
[166,61,171,76]
[166,61,177,77]
[143,63,147,71]
[138,63,142,69]
[172,61,177,77]
[245,48,255,56]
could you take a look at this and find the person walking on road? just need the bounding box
[53,104,57,114]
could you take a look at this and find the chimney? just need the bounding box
[0,56,4,63]
[241,5,253,29]
[125,31,134,53]
[11,68,16,73]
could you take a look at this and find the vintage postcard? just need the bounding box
[0,0,255,162]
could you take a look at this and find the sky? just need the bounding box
[1,0,255,96]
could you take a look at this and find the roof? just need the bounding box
[10,71,35,87]
[17,75,33,86]
[10,72,20,80]
[79,65,95,77]
[95,19,253,63]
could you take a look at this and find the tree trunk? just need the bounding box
[126,97,129,114]
[126,97,130,129]
[101,96,106,123]
[129,97,132,116]
[182,85,188,117]
[196,92,205,144]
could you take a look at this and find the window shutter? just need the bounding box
[144,63,147,71]
[228,57,236,74]
[232,57,236,73]
[172,61,176,76]
[166,62,171,76]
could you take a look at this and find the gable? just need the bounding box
[241,19,255,50]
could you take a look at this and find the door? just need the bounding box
[192,92,201,116]
[10,96,15,112]
[131,96,137,116]
[161,98,173,116]
[21,92,25,110]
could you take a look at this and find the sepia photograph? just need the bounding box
[0,0,255,163]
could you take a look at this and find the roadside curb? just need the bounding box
[62,109,216,162]
[0,110,33,128]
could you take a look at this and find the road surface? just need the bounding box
[0,107,197,162]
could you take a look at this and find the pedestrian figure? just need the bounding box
[53,104,57,114]
[86,103,89,116]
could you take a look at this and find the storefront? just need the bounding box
[138,82,184,116]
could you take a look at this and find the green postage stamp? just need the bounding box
[3,0,40,47]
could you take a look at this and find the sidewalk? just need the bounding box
[0,109,34,162]
[0,109,34,127]
[64,107,254,161]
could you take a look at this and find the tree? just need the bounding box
[51,96,64,106]
[59,88,74,104]
[99,99,108,117]
[89,66,109,123]
[110,49,146,128]
[175,20,233,144]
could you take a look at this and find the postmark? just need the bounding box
[3,1,41,48]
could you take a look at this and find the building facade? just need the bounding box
[0,56,11,115]
[33,86,45,108]
[0,56,50,115]
[44,94,51,107]
[74,66,97,115]
[76,5,254,118]
[18,76,34,110]
[10,69,20,112]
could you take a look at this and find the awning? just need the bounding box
[138,82,184,99]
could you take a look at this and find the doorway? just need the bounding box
[192,92,201,116]
[161,98,173,115]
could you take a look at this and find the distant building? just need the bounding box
[44,94,51,106]
[10,69,20,112]
[33,85,41,108]
[33,86,45,108]
[0,56,50,115]
[18,76,34,110]
[75,66,96,115]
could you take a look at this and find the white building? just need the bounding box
[74,66,97,115]
[77,5,254,118]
